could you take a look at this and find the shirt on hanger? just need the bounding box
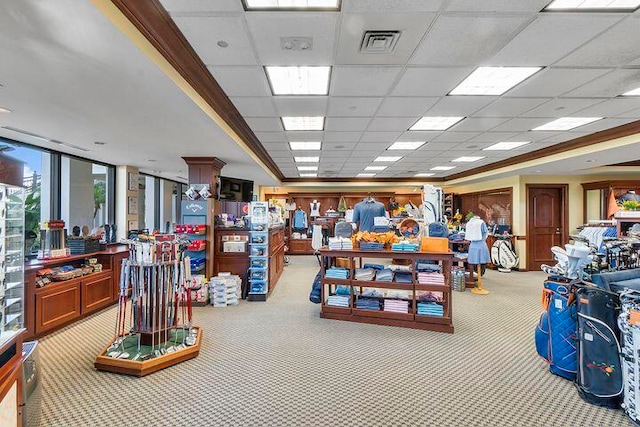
[293,209,308,229]
[310,201,321,217]
[353,200,386,232]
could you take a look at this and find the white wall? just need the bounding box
[61,157,94,231]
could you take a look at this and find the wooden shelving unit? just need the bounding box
[318,249,454,333]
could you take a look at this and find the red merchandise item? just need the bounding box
[187,240,206,251]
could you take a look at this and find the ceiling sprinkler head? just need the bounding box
[217,40,229,48]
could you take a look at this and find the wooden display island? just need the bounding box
[23,245,129,339]
[319,248,454,333]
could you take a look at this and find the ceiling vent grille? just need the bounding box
[360,31,400,54]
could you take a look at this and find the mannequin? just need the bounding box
[353,195,386,232]
[310,199,321,218]
[466,215,491,295]
[619,190,640,202]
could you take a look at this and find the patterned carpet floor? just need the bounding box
[37,256,632,426]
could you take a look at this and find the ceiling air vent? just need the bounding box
[360,31,401,54]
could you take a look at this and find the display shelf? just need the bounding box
[322,305,351,314]
[248,202,269,301]
[415,284,450,292]
[322,278,351,286]
[352,280,413,291]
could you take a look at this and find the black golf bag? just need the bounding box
[574,283,623,408]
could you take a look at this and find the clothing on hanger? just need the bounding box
[292,208,308,229]
[310,200,321,217]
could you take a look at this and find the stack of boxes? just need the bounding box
[209,274,241,307]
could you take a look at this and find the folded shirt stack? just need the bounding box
[355,268,376,281]
[355,297,381,311]
[361,288,384,298]
[391,241,420,252]
[375,269,394,282]
[326,267,349,280]
[326,295,350,307]
[363,263,385,270]
[372,226,391,233]
[417,272,445,285]
[394,272,413,284]
[388,264,412,272]
[328,237,353,250]
[417,302,444,317]
[384,299,409,313]
[418,292,443,303]
[360,242,385,251]
[416,262,441,273]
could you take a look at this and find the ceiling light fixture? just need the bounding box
[414,173,435,177]
[297,165,318,171]
[357,173,376,177]
[545,0,640,10]
[1,126,50,141]
[622,87,640,96]
[387,141,426,150]
[410,116,465,131]
[450,67,542,96]
[265,66,331,95]
[431,166,456,171]
[483,141,530,151]
[374,156,402,162]
[452,156,485,162]
[299,173,318,177]
[365,165,387,171]
[282,116,324,131]
[289,141,321,150]
[0,107,12,113]
[244,0,340,10]
[294,156,319,163]
[532,117,602,131]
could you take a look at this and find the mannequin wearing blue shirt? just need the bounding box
[353,197,386,232]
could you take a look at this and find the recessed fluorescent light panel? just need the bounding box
[365,166,387,171]
[450,67,542,96]
[483,141,530,151]
[299,173,317,177]
[297,165,318,171]
[430,166,456,171]
[545,0,640,10]
[387,141,425,150]
[294,156,319,163]
[410,117,464,131]
[265,66,330,95]
[0,107,12,113]
[374,156,402,162]
[289,141,321,150]
[244,0,340,10]
[532,117,602,131]
[623,87,640,96]
[357,173,376,177]
[282,116,324,131]
[452,156,485,163]
[414,173,435,177]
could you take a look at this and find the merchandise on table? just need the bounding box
[375,269,394,282]
[355,268,376,281]
[355,297,381,311]
[417,272,445,285]
[326,295,350,307]
[384,299,409,313]
[325,267,349,279]
[359,242,385,251]
[210,274,241,307]
[417,302,444,316]
[391,241,420,252]
[328,237,353,250]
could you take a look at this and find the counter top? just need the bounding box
[25,245,128,272]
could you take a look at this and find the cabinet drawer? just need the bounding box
[82,273,113,315]
[35,281,81,334]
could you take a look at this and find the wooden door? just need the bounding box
[527,185,567,271]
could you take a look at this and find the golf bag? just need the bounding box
[535,280,577,380]
[618,290,640,424]
[574,283,623,408]
[491,238,518,271]
[309,252,324,304]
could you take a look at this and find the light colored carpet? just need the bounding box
[37,256,631,426]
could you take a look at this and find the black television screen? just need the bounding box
[218,176,254,202]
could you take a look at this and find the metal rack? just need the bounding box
[248,202,269,301]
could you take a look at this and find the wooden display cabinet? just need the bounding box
[213,228,251,278]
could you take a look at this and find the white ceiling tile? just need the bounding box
[367,117,417,131]
[433,132,480,142]
[355,142,393,152]
[159,0,243,13]
[446,0,549,12]
[208,66,270,97]
[539,131,591,143]
[173,16,256,66]
[579,99,640,117]
[618,107,640,119]
[509,131,562,142]
[231,97,277,117]
[399,131,443,140]
[410,15,530,66]
[322,150,353,158]
[450,117,510,132]
[325,117,371,131]
[469,132,520,143]
[426,96,497,116]
[273,97,328,116]
[521,98,605,118]
[344,0,444,12]
[490,15,624,66]
[255,131,286,142]
[490,118,551,132]
[245,117,283,132]
[244,12,338,65]
[473,98,551,117]
[323,142,358,150]
[506,68,612,97]
[323,131,363,142]
[376,97,439,117]
[422,142,469,151]
[285,131,325,141]
[566,118,637,134]
[261,142,290,151]
[360,131,404,142]
[564,69,640,98]
[556,17,640,67]
[392,67,474,96]
[331,67,403,96]
[328,97,383,117]
[337,13,435,65]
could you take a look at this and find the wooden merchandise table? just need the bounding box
[319,248,454,333]
[23,245,129,340]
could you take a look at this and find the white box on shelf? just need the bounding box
[223,241,246,253]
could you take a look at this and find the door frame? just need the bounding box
[525,184,569,271]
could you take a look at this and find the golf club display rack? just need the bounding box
[95,235,202,376]
[319,248,454,333]
[248,202,269,301]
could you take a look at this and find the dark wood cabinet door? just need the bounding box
[527,186,565,271]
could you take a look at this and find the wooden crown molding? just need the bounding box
[182,157,227,170]
[109,0,284,181]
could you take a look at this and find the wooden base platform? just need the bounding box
[94,326,202,377]
[321,312,454,333]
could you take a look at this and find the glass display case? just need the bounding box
[0,183,25,348]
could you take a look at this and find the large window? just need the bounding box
[138,175,182,232]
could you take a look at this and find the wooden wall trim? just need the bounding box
[108,0,284,181]
[581,180,640,190]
